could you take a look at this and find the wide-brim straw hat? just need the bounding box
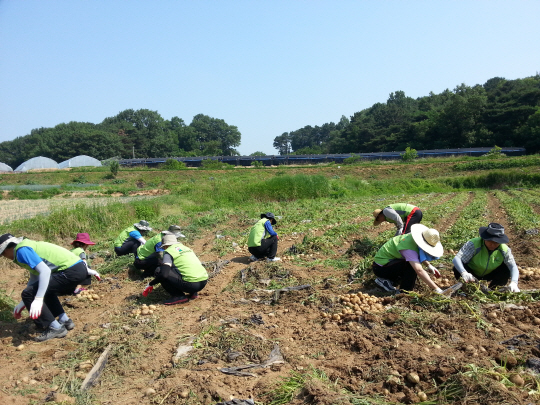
[411,224,444,258]
[372,209,384,226]
[71,233,96,245]
[479,223,509,244]
[0,233,24,255]
[161,234,178,247]
[134,220,152,231]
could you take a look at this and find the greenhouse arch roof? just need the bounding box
[14,156,59,172]
[58,155,102,169]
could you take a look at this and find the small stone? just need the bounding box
[180,390,189,398]
[145,388,156,396]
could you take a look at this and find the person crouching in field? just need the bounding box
[372,224,444,294]
[70,233,100,294]
[0,233,99,342]
[114,220,152,256]
[142,234,208,305]
[134,225,185,278]
[247,212,280,262]
[373,203,423,236]
[452,223,520,292]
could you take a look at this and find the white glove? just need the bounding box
[29,297,44,319]
[395,228,403,236]
[508,281,520,293]
[13,301,26,319]
[87,268,101,281]
[427,264,441,278]
[461,271,476,283]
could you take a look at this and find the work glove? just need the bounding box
[29,297,44,319]
[87,268,101,281]
[508,281,520,293]
[13,301,26,319]
[460,271,476,283]
[427,264,441,278]
[142,284,153,297]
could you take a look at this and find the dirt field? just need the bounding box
[1,190,540,405]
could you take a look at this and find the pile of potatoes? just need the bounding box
[76,289,102,302]
[322,292,385,321]
[519,267,540,280]
[436,277,454,289]
[130,303,158,317]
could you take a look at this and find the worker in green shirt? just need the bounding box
[114,220,152,256]
[247,212,280,262]
[0,233,99,342]
[373,203,423,236]
[142,234,208,305]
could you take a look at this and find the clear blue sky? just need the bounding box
[1,1,539,156]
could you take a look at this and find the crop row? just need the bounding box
[443,191,489,252]
[494,190,540,235]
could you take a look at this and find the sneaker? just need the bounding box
[375,277,397,292]
[249,255,259,262]
[35,325,68,342]
[60,318,75,331]
[163,296,189,305]
[188,292,199,300]
[266,257,281,262]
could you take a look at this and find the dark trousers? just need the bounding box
[372,260,418,291]
[21,261,88,329]
[114,239,141,256]
[134,253,160,277]
[153,265,207,297]
[248,236,278,259]
[453,263,510,287]
[403,209,423,234]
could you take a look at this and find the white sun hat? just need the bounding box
[410,224,444,258]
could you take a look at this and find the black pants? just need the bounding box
[372,260,418,291]
[153,265,207,297]
[403,209,423,234]
[453,263,510,287]
[248,236,278,259]
[134,253,160,277]
[21,261,88,329]
[114,239,141,256]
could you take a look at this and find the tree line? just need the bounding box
[274,75,540,155]
[0,110,241,168]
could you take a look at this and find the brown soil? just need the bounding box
[0,201,539,405]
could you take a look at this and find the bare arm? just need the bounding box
[410,261,439,290]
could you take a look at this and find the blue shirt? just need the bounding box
[155,241,164,253]
[16,246,45,269]
[129,230,143,240]
[264,221,277,237]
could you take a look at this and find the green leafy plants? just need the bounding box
[401,147,418,161]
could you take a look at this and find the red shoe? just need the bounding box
[163,296,189,305]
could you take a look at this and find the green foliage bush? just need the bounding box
[163,159,187,170]
[251,174,331,201]
[9,187,63,200]
[443,171,540,189]
[133,201,161,221]
[453,156,540,171]
[401,147,418,161]
[200,159,233,170]
[343,154,362,165]
[109,160,119,177]
[251,160,264,168]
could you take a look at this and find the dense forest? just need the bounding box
[274,75,540,155]
[0,111,241,167]
[1,75,539,167]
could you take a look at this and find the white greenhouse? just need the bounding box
[14,156,59,172]
[0,162,13,172]
[58,155,102,169]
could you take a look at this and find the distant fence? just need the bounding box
[0,195,157,225]
[118,147,526,168]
